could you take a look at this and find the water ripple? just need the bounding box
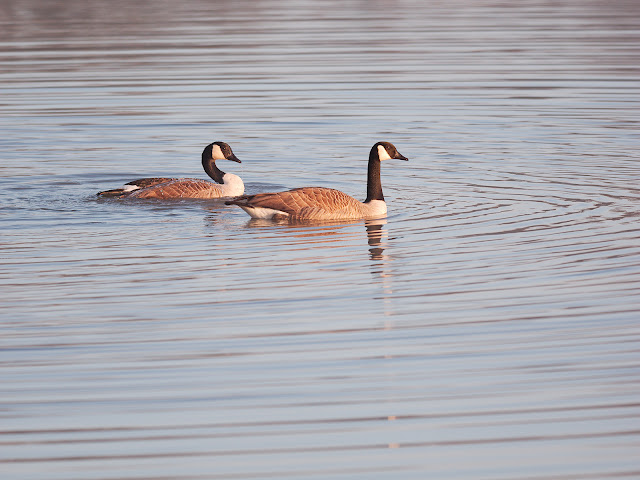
[2,1,640,479]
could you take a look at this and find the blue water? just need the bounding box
[1,1,640,479]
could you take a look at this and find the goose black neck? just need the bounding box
[202,154,225,184]
[365,149,384,203]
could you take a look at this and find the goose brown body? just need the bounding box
[97,142,243,199]
[232,187,381,221]
[125,178,234,199]
[227,141,407,221]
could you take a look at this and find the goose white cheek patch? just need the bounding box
[377,144,392,161]
[211,144,224,159]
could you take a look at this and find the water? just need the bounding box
[2,0,640,478]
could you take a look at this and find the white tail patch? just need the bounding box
[377,144,392,161]
[123,184,141,192]
[241,206,289,220]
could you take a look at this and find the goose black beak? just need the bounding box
[228,154,241,163]
[396,153,408,161]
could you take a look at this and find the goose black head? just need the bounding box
[203,141,241,163]
[373,141,408,162]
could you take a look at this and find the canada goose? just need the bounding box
[97,142,243,199]
[226,141,407,221]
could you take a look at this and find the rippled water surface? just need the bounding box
[2,1,640,479]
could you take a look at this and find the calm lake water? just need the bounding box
[2,0,640,479]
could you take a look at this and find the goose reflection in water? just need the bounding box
[238,217,390,263]
[363,218,396,321]
[204,207,392,264]
[239,216,393,278]
[364,218,388,262]
[202,209,396,317]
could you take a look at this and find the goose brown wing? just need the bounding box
[241,187,363,218]
[126,177,174,189]
[97,177,175,197]
[129,179,224,199]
